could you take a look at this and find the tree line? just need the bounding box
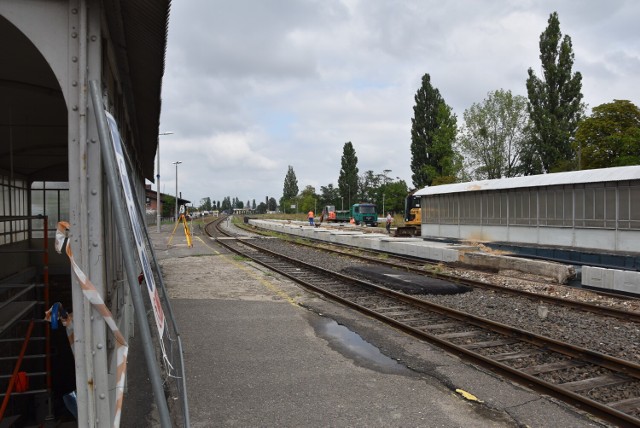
[193,196,278,214]
[412,11,639,188]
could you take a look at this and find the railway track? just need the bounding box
[206,217,640,426]
[238,219,640,323]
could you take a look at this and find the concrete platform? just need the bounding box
[249,219,575,283]
[120,226,606,427]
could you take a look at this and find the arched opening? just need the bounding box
[0,15,75,424]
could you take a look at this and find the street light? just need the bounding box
[156,132,173,232]
[383,193,385,216]
[173,161,182,221]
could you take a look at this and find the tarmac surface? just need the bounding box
[121,220,608,427]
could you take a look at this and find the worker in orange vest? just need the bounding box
[308,210,314,226]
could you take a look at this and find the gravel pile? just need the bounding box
[247,235,640,365]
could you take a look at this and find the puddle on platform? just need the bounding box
[308,314,411,375]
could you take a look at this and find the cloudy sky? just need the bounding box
[156,0,639,208]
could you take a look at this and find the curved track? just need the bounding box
[207,216,640,426]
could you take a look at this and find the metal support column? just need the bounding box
[90,80,172,427]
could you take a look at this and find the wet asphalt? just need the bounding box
[120,221,607,427]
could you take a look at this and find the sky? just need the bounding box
[155,0,640,209]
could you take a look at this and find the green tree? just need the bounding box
[319,184,340,208]
[267,197,277,212]
[525,11,585,174]
[221,196,231,212]
[256,202,267,214]
[411,73,459,187]
[280,165,299,212]
[199,197,212,211]
[377,179,409,215]
[299,185,319,213]
[459,90,531,179]
[574,100,640,169]
[358,170,380,203]
[162,195,175,218]
[338,142,359,209]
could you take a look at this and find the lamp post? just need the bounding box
[173,161,182,221]
[383,193,385,216]
[156,132,173,232]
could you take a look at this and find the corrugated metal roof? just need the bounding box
[415,165,640,196]
[105,0,171,180]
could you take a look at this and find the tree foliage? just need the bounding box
[255,202,267,214]
[199,197,212,211]
[525,11,584,174]
[162,195,175,218]
[298,185,319,213]
[358,170,381,203]
[223,197,233,211]
[280,165,299,212]
[267,197,277,212]
[410,73,460,188]
[574,100,640,169]
[282,165,299,199]
[459,90,531,179]
[338,142,359,208]
[377,180,409,215]
[319,184,340,208]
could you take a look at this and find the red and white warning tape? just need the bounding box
[54,221,128,428]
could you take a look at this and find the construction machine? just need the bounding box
[394,191,421,236]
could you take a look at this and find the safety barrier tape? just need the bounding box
[54,221,128,428]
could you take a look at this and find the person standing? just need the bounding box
[308,210,314,226]
[386,212,392,234]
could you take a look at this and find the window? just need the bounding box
[605,187,616,229]
[31,182,70,238]
[630,185,640,230]
[0,175,29,245]
[574,187,584,227]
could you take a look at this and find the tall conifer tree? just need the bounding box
[525,12,584,173]
[338,142,358,209]
[410,73,458,188]
[280,165,299,211]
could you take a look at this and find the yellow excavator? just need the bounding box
[394,191,421,237]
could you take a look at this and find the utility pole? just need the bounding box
[156,132,173,232]
[173,161,182,221]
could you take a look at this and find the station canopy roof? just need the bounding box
[415,165,640,197]
[0,0,170,182]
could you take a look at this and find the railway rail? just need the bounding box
[237,218,640,323]
[206,216,640,425]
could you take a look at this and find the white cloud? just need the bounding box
[159,0,640,207]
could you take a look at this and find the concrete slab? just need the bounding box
[460,252,576,284]
[582,265,640,294]
[248,219,582,286]
[120,225,606,427]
